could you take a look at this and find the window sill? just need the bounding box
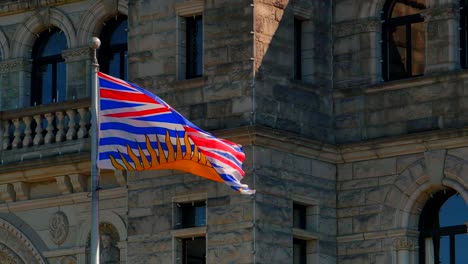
[172,76,205,90]
[172,226,207,238]
[292,228,319,240]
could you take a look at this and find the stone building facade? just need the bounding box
[0,0,466,264]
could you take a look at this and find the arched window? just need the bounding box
[419,189,468,264]
[31,28,67,105]
[382,0,426,81]
[460,1,468,68]
[98,15,128,80]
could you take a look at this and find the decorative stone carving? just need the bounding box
[49,211,69,245]
[12,182,29,201]
[422,5,459,22]
[56,176,73,194]
[333,18,380,37]
[394,237,414,250]
[61,47,92,62]
[0,184,15,202]
[100,232,120,264]
[60,256,76,264]
[0,59,32,74]
[0,243,24,264]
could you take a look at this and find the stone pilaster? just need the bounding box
[423,4,459,73]
[62,47,92,100]
[0,58,32,110]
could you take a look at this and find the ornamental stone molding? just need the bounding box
[0,0,81,16]
[76,0,128,46]
[62,47,92,63]
[0,218,47,264]
[394,237,415,250]
[0,59,32,74]
[49,211,70,245]
[0,243,24,264]
[333,18,380,38]
[422,4,459,22]
[11,7,77,58]
[0,29,9,60]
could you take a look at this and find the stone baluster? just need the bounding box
[11,119,22,149]
[22,116,33,147]
[66,109,77,140]
[77,107,88,139]
[56,111,65,142]
[2,121,11,150]
[44,112,55,144]
[33,115,44,146]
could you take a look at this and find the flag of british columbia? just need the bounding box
[97,72,254,194]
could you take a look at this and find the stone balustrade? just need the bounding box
[0,98,91,151]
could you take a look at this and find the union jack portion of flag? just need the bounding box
[97,72,254,194]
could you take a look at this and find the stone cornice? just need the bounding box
[333,18,380,38]
[3,125,468,185]
[334,70,468,98]
[0,0,82,16]
[61,47,92,62]
[337,229,419,244]
[0,58,32,73]
[422,4,459,22]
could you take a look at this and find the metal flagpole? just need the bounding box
[89,36,101,264]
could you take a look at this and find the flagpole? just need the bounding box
[89,36,101,264]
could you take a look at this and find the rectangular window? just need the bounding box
[176,201,206,229]
[293,203,307,229]
[293,238,307,264]
[176,236,206,264]
[185,15,203,79]
[292,196,320,264]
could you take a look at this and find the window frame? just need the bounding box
[184,15,203,79]
[381,0,425,81]
[31,28,67,106]
[172,193,207,264]
[418,189,468,264]
[98,14,128,80]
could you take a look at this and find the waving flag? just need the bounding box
[97,72,254,194]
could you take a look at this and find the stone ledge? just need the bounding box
[337,229,419,243]
[292,228,319,240]
[171,226,206,238]
[42,247,85,258]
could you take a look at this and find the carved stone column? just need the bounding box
[394,237,416,264]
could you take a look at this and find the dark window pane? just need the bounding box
[177,201,206,229]
[99,15,128,80]
[294,18,302,80]
[293,203,307,229]
[183,237,206,264]
[293,239,307,264]
[440,194,468,227]
[387,25,408,80]
[456,234,468,264]
[40,64,53,105]
[186,15,203,79]
[31,28,67,105]
[411,22,425,76]
[391,1,426,18]
[439,235,450,264]
[35,30,67,57]
[382,1,425,81]
[57,61,66,102]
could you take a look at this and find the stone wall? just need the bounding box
[254,0,334,143]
